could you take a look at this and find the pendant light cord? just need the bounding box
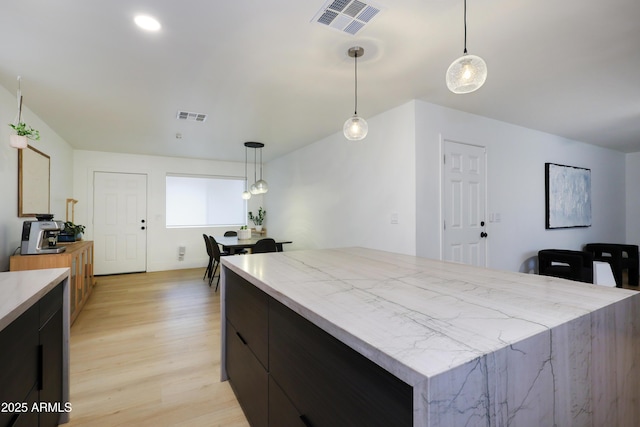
[244,146,248,190]
[354,51,358,115]
[463,0,468,55]
[253,147,257,184]
[259,147,263,180]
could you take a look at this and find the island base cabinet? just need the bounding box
[226,322,268,427]
[269,297,413,427]
[224,268,413,427]
[267,377,306,427]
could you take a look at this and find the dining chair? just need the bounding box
[223,230,247,255]
[584,243,639,287]
[203,234,214,281]
[538,249,593,283]
[208,235,225,291]
[252,238,277,254]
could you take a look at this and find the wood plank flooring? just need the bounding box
[68,268,249,427]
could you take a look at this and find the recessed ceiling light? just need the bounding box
[134,15,161,31]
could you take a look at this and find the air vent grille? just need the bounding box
[176,110,207,122]
[311,0,381,35]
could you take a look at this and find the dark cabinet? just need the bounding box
[39,289,63,427]
[226,322,268,427]
[269,296,413,427]
[224,268,413,427]
[0,283,64,427]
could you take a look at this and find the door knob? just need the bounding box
[480,231,488,238]
[141,226,146,230]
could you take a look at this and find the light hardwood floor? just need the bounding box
[68,268,249,427]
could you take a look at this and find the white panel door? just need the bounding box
[94,172,147,275]
[442,140,487,266]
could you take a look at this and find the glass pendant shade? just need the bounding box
[249,183,259,195]
[446,54,487,94]
[343,115,368,141]
[255,179,268,194]
[242,190,251,200]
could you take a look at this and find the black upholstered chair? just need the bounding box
[252,238,277,254]
[203,234,214,281]
[208,235,225,291]
[584,243,639,287]
[538,249,594,283]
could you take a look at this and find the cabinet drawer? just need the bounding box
[224,268,268,368]
[226,321,268,427]
[0,304,39,427]
[39,283,63,327]
[269,297,413,427]
[268,376,307,427]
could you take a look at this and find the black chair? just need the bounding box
[584,243,639,287]
[538,249,594,283]
[203,234,214,281]
[222,231,247,255]
[252,238,277,254]
[208,235,225,291]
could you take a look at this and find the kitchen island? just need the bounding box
[220,247,639,427]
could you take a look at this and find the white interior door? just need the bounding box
[442,140,487,266]
[94,172,147,275]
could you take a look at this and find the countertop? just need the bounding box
[221,247,638,386]
[0,268,70,331]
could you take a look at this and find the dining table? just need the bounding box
[214,235,292,255]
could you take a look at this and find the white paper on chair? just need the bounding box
[593,261,616,287]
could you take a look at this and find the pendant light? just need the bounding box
[254,145,268,194]
[244,141,268,196]
[446,0,487,94]
[241,144,251,200]
[343,46,368,141]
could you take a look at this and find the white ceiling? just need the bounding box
[1,0,639,163]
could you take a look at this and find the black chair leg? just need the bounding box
[204,257,213,281]
[209,260,219,287]
[214,273,221,292]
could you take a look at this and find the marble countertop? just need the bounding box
[0,268,70,331]
[222,247,638,386]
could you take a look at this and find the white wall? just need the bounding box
[266,102,417,255]
[416,101,626,273]
[626,152,640,246]
[73,150,264,272]
[0,84,74,271]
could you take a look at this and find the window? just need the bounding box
[166,174,245,227]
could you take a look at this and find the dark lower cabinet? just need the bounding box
[269,298,413,427]
[224,268,413,427]
[226,322,268,427]
[0,283,64,427]
[268,377,306,427]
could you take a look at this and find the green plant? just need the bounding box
[248,207,266,226]
[240,225,248,230]
[64,221,85,236]
[9,122,40,140]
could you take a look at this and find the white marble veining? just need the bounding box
[222,247,640,427]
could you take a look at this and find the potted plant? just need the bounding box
[9,122,40,149]
[238,225,251,240]
[248,207,266,232]
[63,221,86,241]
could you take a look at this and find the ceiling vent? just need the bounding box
[176,110,207,122]
[311,0,381,35]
